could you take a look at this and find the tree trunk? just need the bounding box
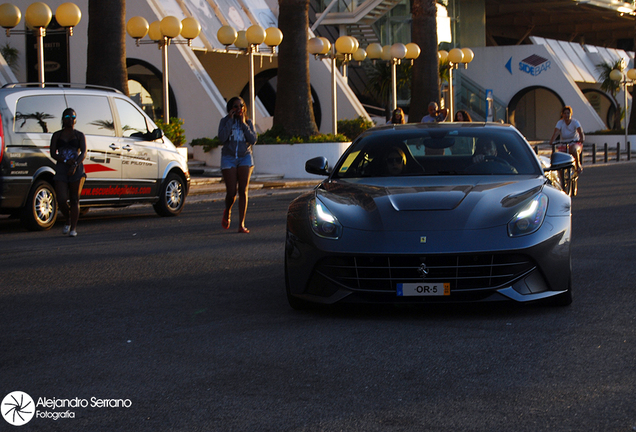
[409,0,439,123]
[86,0,129,95]
[274,0,318,137]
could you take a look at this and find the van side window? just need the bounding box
[114,98,150,138]
[65,95,116,137]
[14,95,67,133]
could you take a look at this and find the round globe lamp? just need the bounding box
[438,50,448,62]
[381,45,392,61]
[448,48,464,64]
[335,36,356,55]
[148,20,163,41]
[235,30,248,49]
[609,69,623,82]
[0,3,21,29]
[390,43,407,60]
[55,2,81,28]
[217,25,237,46]
[318,37,331,54]
[627,69,636,81]
[366,43,382,60]
[405,43,421,60]
[160,16,181,38]
[352,47,367,62]
[25,2,51,28]
[307,37,324,56]
[264,27,283,48]
[180,17,200,40]
[246,24,266,45]
[127,16,149,39]
[461,48,474,64]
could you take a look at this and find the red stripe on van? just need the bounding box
[84,164,117,173]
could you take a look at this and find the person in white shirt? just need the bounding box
[549,105,585,173]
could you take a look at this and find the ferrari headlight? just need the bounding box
[508,193,548,237]
[309,197,342,239]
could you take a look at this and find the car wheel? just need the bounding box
[550,278,573,306]
[153,173,185,217]
[285,255,314,310]
[21,180,57,231]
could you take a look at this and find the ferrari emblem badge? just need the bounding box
[420,236,427,243]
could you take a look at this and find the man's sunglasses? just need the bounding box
[387,157,403,164]
[63,114,76,119]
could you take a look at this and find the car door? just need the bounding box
[113,97,159,201]
[65,94,122,202]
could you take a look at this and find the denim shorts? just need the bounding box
[221,153,254,170]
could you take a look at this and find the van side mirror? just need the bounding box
[546,151,575,172]
[305,156,329,176]
[145,128,163,141]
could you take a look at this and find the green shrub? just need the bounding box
[190,136,221,152]
[337,116,375,141]
[156,117,186,147]
[257,124,349,144]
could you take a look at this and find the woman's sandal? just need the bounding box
[222,209,230,229]
[237,226,250,234]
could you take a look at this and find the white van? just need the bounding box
[0,83,190,230]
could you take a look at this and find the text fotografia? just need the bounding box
[37,397,133,409]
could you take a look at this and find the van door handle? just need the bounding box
[109,143,120,150]
[122,145,133,152]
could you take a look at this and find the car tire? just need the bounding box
[21,180,58,231]
[153,173,186,217]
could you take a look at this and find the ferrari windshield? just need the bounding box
[333,124,542,178]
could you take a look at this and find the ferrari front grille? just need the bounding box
[314,254,536,292]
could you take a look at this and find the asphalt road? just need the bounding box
[0,162,635,431]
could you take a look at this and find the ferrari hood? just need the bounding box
[316,177,547,232]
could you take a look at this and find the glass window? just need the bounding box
[114,98,150,138]
[65,95,116,137]
[14,95,67,133]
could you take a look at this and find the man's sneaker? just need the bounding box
[69,230,77,237]
[62,225,70,235]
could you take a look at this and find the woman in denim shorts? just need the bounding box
[218,96,257,233]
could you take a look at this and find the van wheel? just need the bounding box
[153,173,185,217]
[21,180,58,231]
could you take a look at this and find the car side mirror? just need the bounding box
[305,156,329,176]
[546,151,575,172]
[145,128,163,141]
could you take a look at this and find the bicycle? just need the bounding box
[553,140,582,197]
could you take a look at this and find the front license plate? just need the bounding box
[397,283,450,296]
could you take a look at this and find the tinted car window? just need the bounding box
[114,98,150,138]
[14,95,67,133]
[66,95,116,137]
[334,127,541,178]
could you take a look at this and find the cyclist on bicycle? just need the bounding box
[549,105,585,174]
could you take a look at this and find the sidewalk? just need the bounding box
[188,173,321,198]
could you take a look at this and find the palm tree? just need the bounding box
[273,0,318,137]
[86,0,128,95]
[409,0,439,123]
[596,60,622,131]
[364,61,412,118]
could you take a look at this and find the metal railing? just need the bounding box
[529,141,634,164]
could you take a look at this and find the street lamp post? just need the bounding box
[127,15,201,124]
[0,2,82,87]
[216,24,283,127]
[442,47,474,121]
[365,42,420,112]
[308,35,358,135]
[610,67,636,150]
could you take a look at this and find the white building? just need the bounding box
[0,0,633,162]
